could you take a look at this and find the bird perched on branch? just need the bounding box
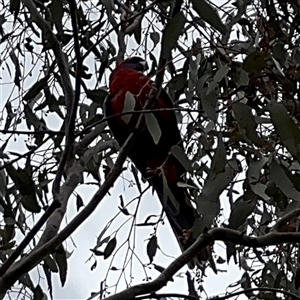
[104,57,199,262]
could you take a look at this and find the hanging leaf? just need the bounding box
[211,134,226,174]
[270,159,300,200]
[145,113,161,144]
[171,145,193,172]
[146,235,157,263]
[6,166,40,213]
[9,0,20,21]
[121,91,136,124]
[49,0,64,36]
[23,76,49,101]
[9,49,21,88]
[150,32,160,49]
[104,237,117,259]
[207,66,229,94]
[33,285,44,300]
[100,0,115,17]
[161,11,186,58]
[191,0,226,34]
[54,246,68,287]
[44,255,58,273]
[87,88,108,106]
[233,102,263,147]
[0,168,7,198]
[244,50,268,74]
[201,88,217,121]
[228,195,256,230]
[268,101,300,162]
[76,194,84,211]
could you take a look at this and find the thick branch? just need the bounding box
[103,227,300,300]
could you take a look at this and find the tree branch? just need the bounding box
[103,227,300,300]
[0,79,165,294]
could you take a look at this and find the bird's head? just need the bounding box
[117,57,149,72]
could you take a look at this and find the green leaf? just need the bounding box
[23,76,49,101]
[145,113,161,144]
[194,162,236,236]
[76,194,84,211]
[233,102,263,146]
[268,101,300,162]
[161,12,186,59]
[95,236,110,249]
[211,134,226,174]
[121,91,136,124]
[100,0,114,17]
[87,88,108,106]
[247,156,269,200]
[228,195,256,230]
[169,73,186,91]
[191,0,226,34]
[9,0,20,21]
[171,145,193,172]
[207,66,229,94]
[270,159,300,200]
[54,247,68,287]
[201,87,217,121]
[146,235,157,263]
[104,237,117,259]
[6,166,40,213]
[243,50,268,74]
[44,255,58,273]
[0,168,7,198]
[49,0,64,35]
[33,285,44,300]
[150,32,160,49]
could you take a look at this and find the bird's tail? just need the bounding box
[150,176,197,250]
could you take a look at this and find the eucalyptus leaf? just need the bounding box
[191,0,226,34]
[146,235,157,263]
[145,113,161,144]
[161,12,185,59]
[122,91,136,124]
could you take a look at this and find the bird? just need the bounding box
[104,56,198,260]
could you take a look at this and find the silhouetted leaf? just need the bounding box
[161,12,185,58]
[270,159,300,200]
[76,194,84,211]
[145,113,161,144]
[268,101,300,162]
[147,235,157,263]
[233,102,263,146]
[44,255,58,273]
[211,134,226,174]
[23,76,49,101]
[54,247,68,287]
[244,50,268,74]
[150,32,160,49]
[9,0,20,21]
[228,196,256,230]
[171,145,193,172]
[87,88,108,105]
[6,166,40,213]
[191,0,226,34]
[104,237,117,259]
[33,285,44,300]
[201,88,217,121]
